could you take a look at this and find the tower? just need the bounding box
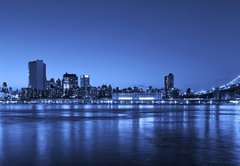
[28,60,46,90]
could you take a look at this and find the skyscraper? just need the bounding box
[164,73,174,90]
[62,73,78,97]
[55,78,63,98]
[80,74,90,88]
[28,60,46,90]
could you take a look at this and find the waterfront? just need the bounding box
[0,98,239,105]
[0,104,240,165]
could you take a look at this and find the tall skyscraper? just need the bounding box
[81,74,90,88]
[164,73,174,90]
[28,60,46,90]
[55,78,63,98]
[62,73,78,97]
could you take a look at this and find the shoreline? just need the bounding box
[0,99,239,105]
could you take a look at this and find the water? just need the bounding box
[0,104,240,166]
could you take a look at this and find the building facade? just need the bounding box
[164,73,175,98]
[80,75,90,88]
[112,92,162,101]
[164,73,174,90]
[28,60,46,90]
[62,73,79,98]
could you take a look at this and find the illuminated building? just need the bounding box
[80,75,90,98]
[98,85,112,98]
[80,75,90,88]
[112,92,162,100]
[164,73,175,98]
[62,73,78,98]
[164,73,174,90]
[46,78,56,98]
[55,79,63,98]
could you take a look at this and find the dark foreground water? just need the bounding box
[0,104,240,166]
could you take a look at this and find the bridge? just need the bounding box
[195,75,240,100]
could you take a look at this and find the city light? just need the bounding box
[118,97,133,100]
[139,97,155,100]
[0,60,240,105]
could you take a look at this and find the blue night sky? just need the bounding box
[0,0,240,91]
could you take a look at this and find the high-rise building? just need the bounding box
[28,60,46,90]
[46,78,55,90]
[80,74,90,88]
[62,73,78,97]
[164,73,175,98]
[1,82,8,93]
[45,78,56,98]
[164,73,174,90]
[55,78,63,98]
[80,74,90,99]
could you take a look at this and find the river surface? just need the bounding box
[0,104,240,166]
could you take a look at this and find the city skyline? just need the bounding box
[0,0,240,90]
[1,58,240,103]
[1,59,239,92]
[1,1,240,166]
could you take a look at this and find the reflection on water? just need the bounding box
[0,104,240,165]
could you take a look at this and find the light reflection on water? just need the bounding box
[0,104,240,165]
